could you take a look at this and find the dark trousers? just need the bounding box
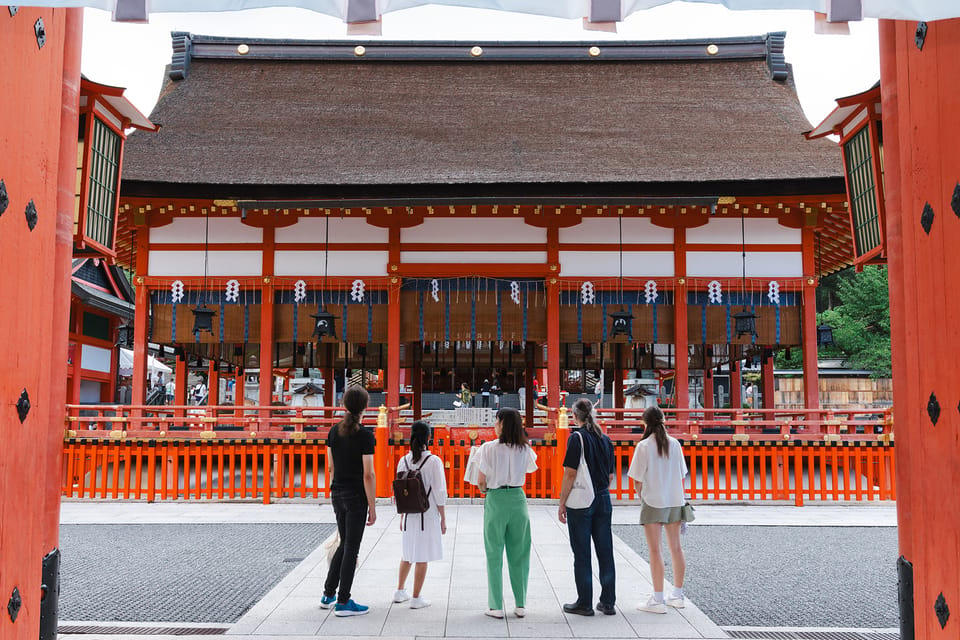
[565,489,616,607]
[324,488,369,604]
[482,394,490,408]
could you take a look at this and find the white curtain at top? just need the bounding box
[23,0,960,22]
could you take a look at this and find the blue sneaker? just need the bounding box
[334,599,369,617]
[319,595,336,609]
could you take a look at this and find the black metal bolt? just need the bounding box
[935,592,950,629]
[7,587,21,623]
[16,388,30,423]
[915,21,928,50]
[920,202,934,235]
[927,391,940,426]
[0,179,8,215]
[34,17,45,49]
[8,7,18,17]
[951,183,960,219]
[25,199,38,231]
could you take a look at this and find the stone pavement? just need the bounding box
[58,501,896,639]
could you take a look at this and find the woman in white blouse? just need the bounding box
[477,408,538,619]
[627,405,689,614]
[393,421,447,609]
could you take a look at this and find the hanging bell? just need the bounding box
[312,307,337,339]
[609,309,633,340]
[733,308,757,338]
[191,304,217,334]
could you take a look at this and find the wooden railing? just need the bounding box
[62,404,895,505]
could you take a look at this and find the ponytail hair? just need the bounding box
[572,397,600,434]
[642,405,669,457]
[338,386,369,436]
[410,420,430,463]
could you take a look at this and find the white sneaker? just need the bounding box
[410,597,431,609]
[665,595,685,608]
[514,607,525,618]
[485,609,504,618]
[393,589,410,603]
[637,596,667,614]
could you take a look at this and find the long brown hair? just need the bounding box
[496,408,528,448]
[572,397,600,434]
[337,386,369,436]
[642,405,669,457]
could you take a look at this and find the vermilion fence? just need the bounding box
[62,404,895,504]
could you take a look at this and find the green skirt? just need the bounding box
[639,501,683,525]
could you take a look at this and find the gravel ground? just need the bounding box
[59,523,334,623]
[613,525,899,629]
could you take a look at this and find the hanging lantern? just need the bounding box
[817,323,835,347]
[609,309,633,339]
[312,307,337,340]
[191,304,216,335]
[733,308,757,338]
[116,322,134,348]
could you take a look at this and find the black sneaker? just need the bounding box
[596,602,616,615]
[563,602,595,616]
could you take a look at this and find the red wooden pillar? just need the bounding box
[801,227,821,411]
[387,279,401,410]
[174,354,187,406]
[729,346,742,409]
[546,279,560,409]
[235,368,245,406]
[524,343,535,429]
[412,343,423,420]
[0,9,78,639]
[703,368,714,410]
[881,18,960,638]
[131,229,150,405]
[259,228,275,412]
[207,358,218,406]
[674,229,689,410]
[760,351,775,409]
[69,308,83,405]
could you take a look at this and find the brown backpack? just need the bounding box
[393,454,432,530]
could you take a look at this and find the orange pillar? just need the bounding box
[703,368,714,410]
[729,346,742,409]
[674,230,689,410]
[69,308,83,405]
[800,227,820,411]
[881,18,960,638]
[131,229,150,405]
[174,354,187,406]
[760,350,775,409]
[259,228,275,412]
[207,358,218,406]
[387,280,401,409]
[546,279,560,409]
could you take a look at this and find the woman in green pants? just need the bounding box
[477,407,538,619]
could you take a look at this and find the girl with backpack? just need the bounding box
[320,386,376,617]
[477,407,538,619]
[393,421,447,609]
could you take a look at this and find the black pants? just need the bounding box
[324,488,369,604]
[482,394,489,408]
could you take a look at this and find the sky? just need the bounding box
[80,1,880,130]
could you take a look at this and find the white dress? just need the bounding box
[397,450,447,562]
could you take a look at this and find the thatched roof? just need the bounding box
[121,33,843,198]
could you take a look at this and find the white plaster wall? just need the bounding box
[686,218,801,245]
[275,217,389,243]
[401,219,546,244]
[274,250,388,276]
[148,251,262,276]
[81,344,113,374]
[558,218,674,244]
[559,251,675,277]
[149,217,263,244]
[686,251,803,277]
[400,251,546,264]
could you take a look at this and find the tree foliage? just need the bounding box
[775,266,891,377]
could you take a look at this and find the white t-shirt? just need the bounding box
[478,441,537,488]
[396,450,447,513]
[627,435,688,508]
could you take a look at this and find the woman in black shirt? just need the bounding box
[320,386,376,616]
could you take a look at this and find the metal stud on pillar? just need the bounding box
[191,212,216,334]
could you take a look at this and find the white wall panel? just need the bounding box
[401,219,546,244]
[558,218,674,244]
[150,217,263,244]
[275,217,389,243]
[686,218,801,245]
[686,251,802,277]
[148,251,262,276]
[275,250,388,276]
[400,251,546,264]
[559,251,675,277]
[81,344,113,374]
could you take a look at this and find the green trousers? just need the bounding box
[483,487,531,610]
